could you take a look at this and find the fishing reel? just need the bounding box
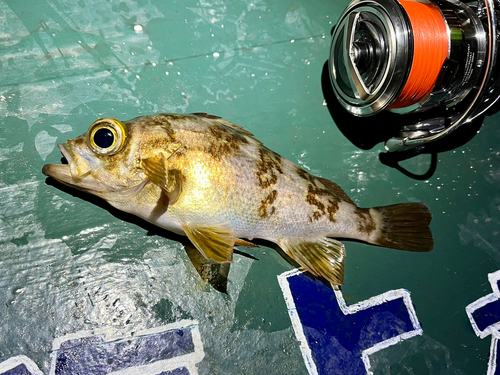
[329,0,500,154]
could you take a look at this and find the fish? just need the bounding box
[42,113,433,290]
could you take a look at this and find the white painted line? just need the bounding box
[278,269,319,375]
[490,270,500,298]
[487,331,499,375]
[0,355,43,375]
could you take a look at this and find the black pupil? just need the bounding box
[94,128,115,148]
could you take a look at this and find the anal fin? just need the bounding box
[278,237,346,286]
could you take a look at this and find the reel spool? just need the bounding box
[329,0,499,152]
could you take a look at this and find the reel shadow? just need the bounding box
[321,61,485,180]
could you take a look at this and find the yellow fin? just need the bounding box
[183,223,235,263]
[278,237,346,286]
[184,243,230,293]
[141,155,183,204]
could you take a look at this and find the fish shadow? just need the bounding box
[44,177,187,246]
[44,177,261,293]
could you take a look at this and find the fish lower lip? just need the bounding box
[42,163,71,180]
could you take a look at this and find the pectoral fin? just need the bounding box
[184,243,230,293]
[141,154,183,204]
[278,237,346,286]
[183,223,235,263]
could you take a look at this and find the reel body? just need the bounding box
[329,0,499,152]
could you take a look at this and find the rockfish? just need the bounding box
[42,113,433,289]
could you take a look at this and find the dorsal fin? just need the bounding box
[316,177,355,205]
[191,112,260,140]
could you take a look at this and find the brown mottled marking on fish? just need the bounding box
[206,124,249,160]
[259,190,278,219]
[354,207,376,234]
[296,166,311,182]
[306,184,326,213]
[305,182,340,222]
[256,148,283,188]
[297,167,340,221]
[326,199,339,222]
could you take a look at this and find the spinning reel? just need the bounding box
[329,0,500,153]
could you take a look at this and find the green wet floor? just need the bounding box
[0,0,498,373]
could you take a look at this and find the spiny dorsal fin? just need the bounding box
[278,237,346,286]
[316,177,355,205]
[141,154,183,204]
[183,223,236,263]
[191,112,259,139]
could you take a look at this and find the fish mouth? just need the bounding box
[42,143,83,186]
[43,143,147,202]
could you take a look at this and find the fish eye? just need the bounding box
[87,118,127,155]
[94,128,115,149]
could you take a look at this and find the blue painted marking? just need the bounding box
[466,270,500,375]
[0,321,204,375]
[53,329,193,375]
[278,270,422,375]
[1,364,31,375]
[51,320,204,375]
[157,368,190,375]
[472,298,500,333]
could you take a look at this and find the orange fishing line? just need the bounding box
[389,0,449,109]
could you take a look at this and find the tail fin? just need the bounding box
[371,203,433,252]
